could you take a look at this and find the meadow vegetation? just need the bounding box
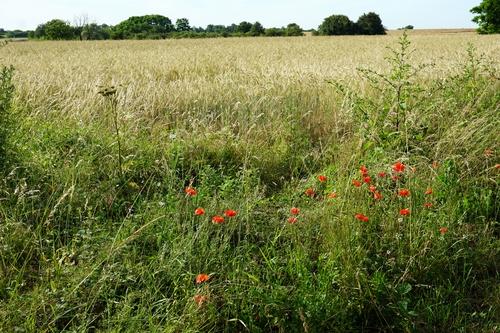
[0,31,499,332]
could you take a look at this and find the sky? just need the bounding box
[0,0,479,31]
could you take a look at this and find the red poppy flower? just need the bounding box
[287,217,298,224]
[425,188,433,195]
[378,172,387,178]
[196,273,210,284]
[327,192,338,199]
[439,227,448,235]
[399,208,410,216]
[194,208,206,216]
[424,202,433,208]
[369,185,377,193]
[398,189,410,197]
[374,191,383,200]
[352,179,362,187]
[392,175,400,182]
[355,213,369,222]
[290,207,300,215]
[185,187,197,197]
[211,215,225,224]
[360,165,369,176]
[224,210,237,218]
[194,294,208,306]
[317,175,328,183]
[392,161,406,173]
[495,164,500,169]
[304,188,315,197]
[363,176,371,184]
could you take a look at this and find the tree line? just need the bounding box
[0,13,387,41]
[1,0,499,40]
[7,16,306,40]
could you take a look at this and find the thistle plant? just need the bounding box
[98,85,123,178]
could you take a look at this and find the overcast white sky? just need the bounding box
[1,0,479,30]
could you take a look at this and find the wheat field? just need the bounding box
[4,32,498,122]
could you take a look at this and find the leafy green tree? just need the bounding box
[285,23,303,36]
[237,21,253,34]
[318,15,355,35]
[356,12,386,35]
[471,0,500,34]
[249,22,265,36]
[227,24,238,33]
[34,24,46,39]
[176,18,191,32]
[112,15,174,39]
[192,26,205,33]
[206,24,227,33]
[81,24,111,40]
[44,19,75,40]
[264,28,285,37]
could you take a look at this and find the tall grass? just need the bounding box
[0,32,499,332]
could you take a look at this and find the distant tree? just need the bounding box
[192,26,205,33]
[6,30,29,38]
[237,21,253,34]
[471,0,500,34]
[356,12,386,35]
[318,15,355,35]
[81,23,111,40]
[73,14,90,40]
[249,22,265,36]
[176,18,191,32]
[285,23,303,36]
[34,24,46,39]
[44,19,74,40]
[399,25,414,30]
[264,28,285,37]
[206,24,226,33]
[227,24,238,33]
[112,15,174,39]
